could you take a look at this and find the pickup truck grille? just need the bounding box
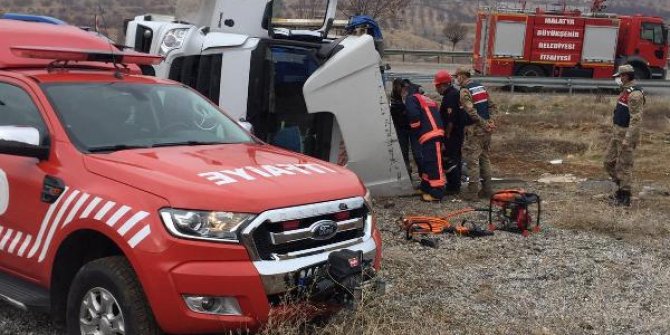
[241,198,369,261]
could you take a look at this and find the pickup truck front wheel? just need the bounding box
[66,256,161,335]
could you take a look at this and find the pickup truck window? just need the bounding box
[42,83,253,152]
[0,83,49,145]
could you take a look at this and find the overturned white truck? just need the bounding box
[124,0,412,196]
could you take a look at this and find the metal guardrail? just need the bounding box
[271,18,350,29]
[386,74,670,93]
[478,77,670,93]
[384,49,471,63]
[384,49,670,65]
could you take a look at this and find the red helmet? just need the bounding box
[434,70,453,86]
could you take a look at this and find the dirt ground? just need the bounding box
[1,93,668,335]
[262,93,670,335]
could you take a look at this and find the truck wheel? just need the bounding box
[631,65,650,80]
[517,65,546,77]
[66,256,161,335]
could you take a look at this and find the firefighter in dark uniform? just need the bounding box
[604,64,645,207]
[390,78,421,178]
[434,70,466,195]
[401,80,446,202]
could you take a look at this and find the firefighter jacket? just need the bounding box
[405,85,445,144]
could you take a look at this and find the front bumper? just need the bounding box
[139,232,382,334]
[257,234,378,296]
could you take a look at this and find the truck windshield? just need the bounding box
[42,83,254,153]
[271,0,330,25]
[641,23,666,45]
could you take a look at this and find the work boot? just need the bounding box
[421,193,441,202]
[616,190,632,207]
[607,190,623,202]
[461,183,479,202]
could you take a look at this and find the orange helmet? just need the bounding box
[434,70,453,86]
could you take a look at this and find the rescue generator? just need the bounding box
[402,189,542,247]
[474,0,668,80]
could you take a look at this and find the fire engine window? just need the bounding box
[641,23,665,45]
[0,83,49,145]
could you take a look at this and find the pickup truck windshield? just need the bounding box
[42,83,254,152]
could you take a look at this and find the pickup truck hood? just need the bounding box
[84,143,364,213]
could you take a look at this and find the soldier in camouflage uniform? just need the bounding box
[604,64,645,207]
[455,67,498,201]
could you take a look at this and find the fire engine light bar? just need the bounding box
[10,46,163,66]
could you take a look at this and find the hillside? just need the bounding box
[1,0,669,49]
[385,0,670,49]
[0,0,176,41]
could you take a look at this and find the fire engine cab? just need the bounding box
[474,0,669,79]
[0,19,383,334]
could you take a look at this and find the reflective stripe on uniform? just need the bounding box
[414,94,440,132]
[419,130,446,144]
[468,85,489,105]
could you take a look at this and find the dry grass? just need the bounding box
[259,93,670,335]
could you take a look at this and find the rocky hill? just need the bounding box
[1,0,668,49]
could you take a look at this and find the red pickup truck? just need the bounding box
[0,20,383,334]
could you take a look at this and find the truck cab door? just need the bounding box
[0,79,55,277]
[302,35,413,196]
[636,21,668,78]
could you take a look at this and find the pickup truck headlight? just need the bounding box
[160,209,255,242]
[160,28,188,55]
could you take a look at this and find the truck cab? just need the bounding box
[0,19,383,334]
[617,15,668,79]
[124,0,413,197]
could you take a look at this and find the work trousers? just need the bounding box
[419,138,446,199]
[604,125,639,192]
[462,126,492,190]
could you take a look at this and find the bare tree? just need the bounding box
[293,0,321,19]
[339,0,412,21]
[443,22,469,51]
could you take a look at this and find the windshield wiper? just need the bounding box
[87,144,151,153]
[150,141,228,148]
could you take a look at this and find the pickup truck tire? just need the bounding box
[66,256,162,335]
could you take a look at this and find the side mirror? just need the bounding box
[238,118,254,133]
[0,126,49,160]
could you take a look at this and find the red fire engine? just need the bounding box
[474,0,669,79]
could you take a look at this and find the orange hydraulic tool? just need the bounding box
[402,208,493,245]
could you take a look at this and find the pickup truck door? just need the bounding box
[0,78,56,279]
[302,35,414,197]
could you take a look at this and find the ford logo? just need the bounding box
[311,220,338,241]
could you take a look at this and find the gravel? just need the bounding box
[2,182,669,335]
